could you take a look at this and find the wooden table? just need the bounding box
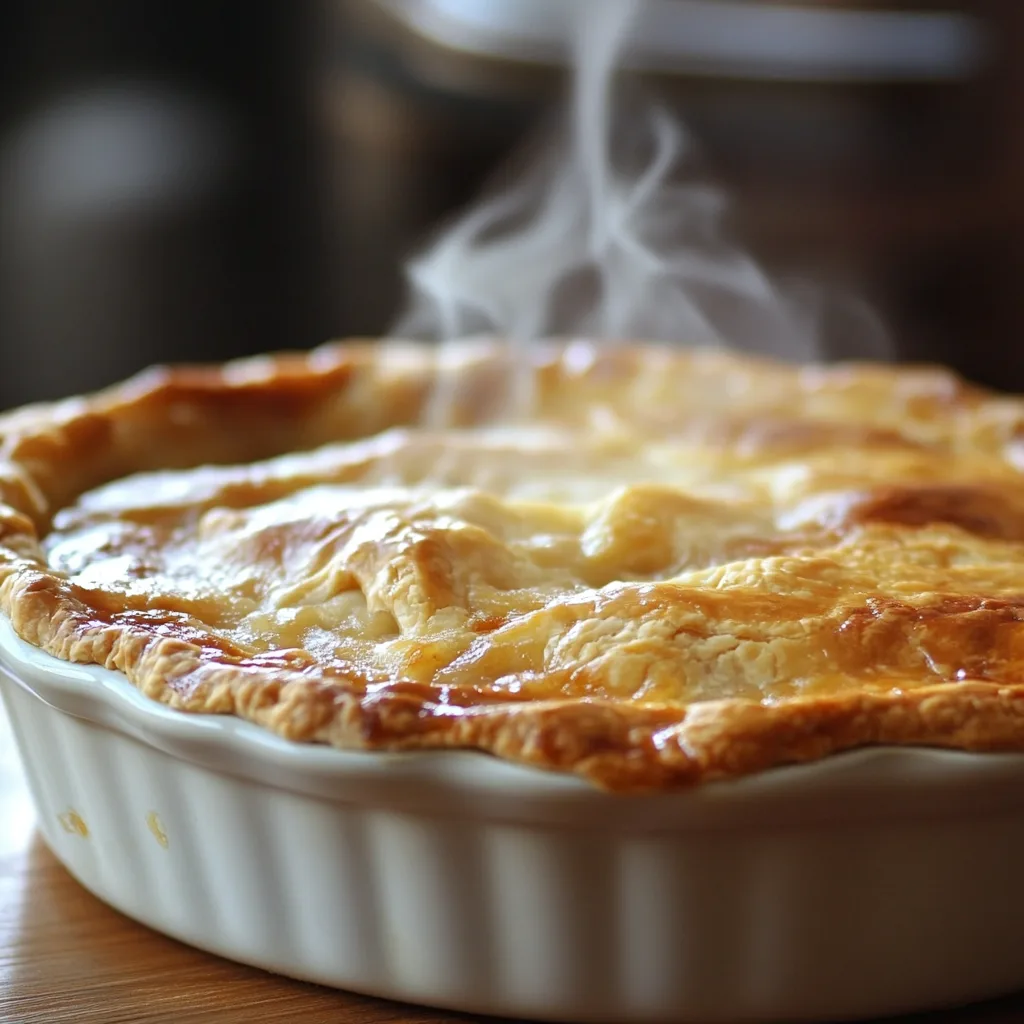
[3,704,1024,1024]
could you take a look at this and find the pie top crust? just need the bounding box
[5,339,1024,790]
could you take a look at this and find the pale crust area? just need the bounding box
[7,340,1024,790]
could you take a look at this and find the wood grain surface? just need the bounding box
[3,701,1024,1024]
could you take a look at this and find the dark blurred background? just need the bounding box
[2,0,1024,408]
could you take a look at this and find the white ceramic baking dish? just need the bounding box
[4,616,1024,1023]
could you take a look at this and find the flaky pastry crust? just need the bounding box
[6,339,1024,791]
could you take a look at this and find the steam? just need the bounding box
[392,0,888,364]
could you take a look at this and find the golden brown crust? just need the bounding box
[6,339,1024,791]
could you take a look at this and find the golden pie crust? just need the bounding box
[6,339,1024,790]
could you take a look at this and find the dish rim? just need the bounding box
[6,616,1024,832]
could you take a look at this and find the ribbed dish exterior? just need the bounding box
[5,627,1024,1021]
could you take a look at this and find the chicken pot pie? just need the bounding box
[5,339,1024,791]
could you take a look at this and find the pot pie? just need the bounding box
[5,339,1024,791]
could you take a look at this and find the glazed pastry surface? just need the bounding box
[5,340,1024,789]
